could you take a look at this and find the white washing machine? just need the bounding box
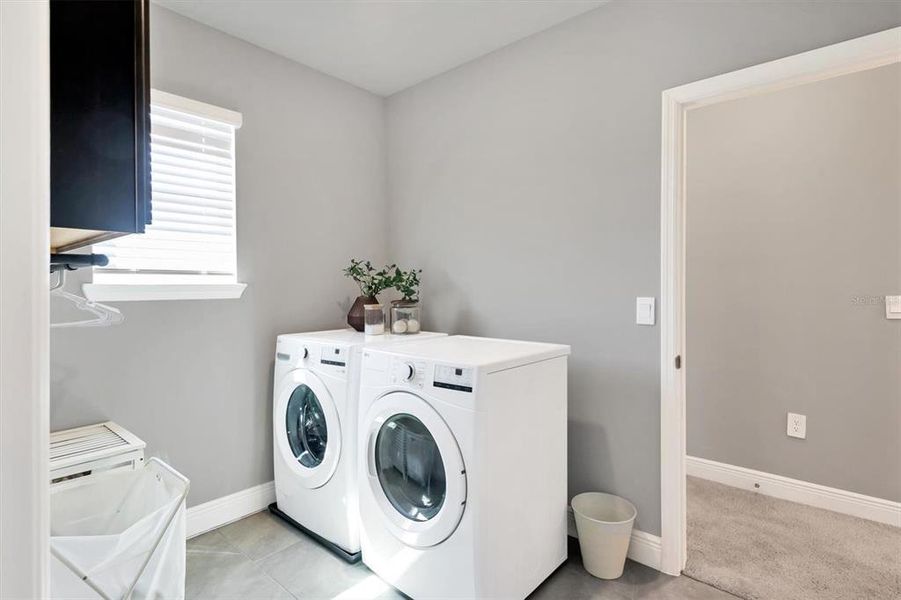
[357,335,570,598]
[272,329,445,561]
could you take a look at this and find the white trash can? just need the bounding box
[571,492,637,580]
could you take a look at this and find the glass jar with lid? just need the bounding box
[364,304,385,335]
[390,304,421,335]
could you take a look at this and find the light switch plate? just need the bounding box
[886,295,901,320]
[636,297,655,326]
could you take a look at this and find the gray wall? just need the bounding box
[49,1,901,529]
[385,2,900,534]
[50,6,388,506]
[686,63,901,501]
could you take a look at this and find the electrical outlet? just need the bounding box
[787,413,806,439]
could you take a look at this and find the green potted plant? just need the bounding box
[390,267,422,334]
[343,259,393,332]
[392,267,421,304]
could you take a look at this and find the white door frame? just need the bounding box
[0,0,51,596]
[658,26,901,576]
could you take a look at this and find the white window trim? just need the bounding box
[151,89,243,127]
[83,282,247,302]
[88,90,246,302]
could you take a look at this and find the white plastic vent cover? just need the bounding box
[94,90,243,284]
[50,421,147,483]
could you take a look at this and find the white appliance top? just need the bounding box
[278,328,444,348]
[377,335,570,373]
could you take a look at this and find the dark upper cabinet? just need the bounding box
[50,0,150,252]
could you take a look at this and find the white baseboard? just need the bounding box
[186,480,276,538]
[623,530,662,571]
[567,508,662,571]
[686,456,901,527]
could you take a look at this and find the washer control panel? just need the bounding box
[390,358,427,389]
[433,365,474,393]
[320,345,348,367]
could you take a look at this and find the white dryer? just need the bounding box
[358,335,570,598]
[272,329,445,561]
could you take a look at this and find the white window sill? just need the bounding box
[83,283,247,302]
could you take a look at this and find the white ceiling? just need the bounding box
[153,1,605,96]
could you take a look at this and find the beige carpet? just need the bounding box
[685,476,901,600]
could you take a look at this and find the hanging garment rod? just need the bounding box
[50,253,108,273]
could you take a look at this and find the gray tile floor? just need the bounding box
[187,511,738,599]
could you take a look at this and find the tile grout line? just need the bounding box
[265,570,299,600]
[249,538,305,563]
[680,573,747,600]
[210,525,304,599]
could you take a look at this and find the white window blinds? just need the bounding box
[94,90,242,285]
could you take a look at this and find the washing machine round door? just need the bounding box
[275,369,341,489]
[364,391,466,548]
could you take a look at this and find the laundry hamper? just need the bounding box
[50,457,190,600]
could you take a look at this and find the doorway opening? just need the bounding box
[658,25,901,598]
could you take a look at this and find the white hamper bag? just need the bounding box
[50,458,189,600]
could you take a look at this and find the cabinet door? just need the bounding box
[50,0,150,250]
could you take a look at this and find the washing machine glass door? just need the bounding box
[364,391,466,548]
[276,369,341,489]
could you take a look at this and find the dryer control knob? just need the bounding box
[301,347,309,359]
[403,363,416,381]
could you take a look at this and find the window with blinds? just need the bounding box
[94,90,243,286]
